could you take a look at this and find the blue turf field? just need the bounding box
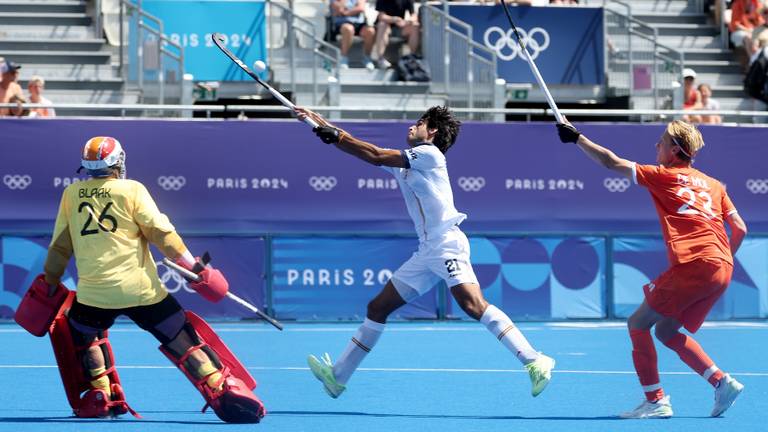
[2,321,767,432]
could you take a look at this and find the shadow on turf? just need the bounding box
[269,410,630,420]
[0,415,228,426]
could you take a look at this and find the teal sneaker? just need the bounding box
[525,354,555,397]
[308,353,346,398]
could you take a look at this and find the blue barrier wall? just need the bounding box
[2,120,767,233]
[1,120,766,320]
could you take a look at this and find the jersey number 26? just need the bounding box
[78,202,118,236]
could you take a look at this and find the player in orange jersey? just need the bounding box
[557,120,748,419]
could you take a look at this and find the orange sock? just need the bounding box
[629,329,664,401]
[663,333,724,387]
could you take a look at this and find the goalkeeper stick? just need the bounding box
[163,257,284,331]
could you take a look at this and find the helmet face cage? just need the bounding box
[114,151,126,179]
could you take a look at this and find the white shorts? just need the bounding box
[731,30,749,48]
[391,227,479,302]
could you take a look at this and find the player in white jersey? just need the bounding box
[295,106,555,399]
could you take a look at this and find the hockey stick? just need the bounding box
[163,257,284,331]
[498,0,564,124]
[210,32,319,128]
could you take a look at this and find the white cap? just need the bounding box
[682,68,696,79]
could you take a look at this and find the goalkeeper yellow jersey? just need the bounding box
[46,177,184,309]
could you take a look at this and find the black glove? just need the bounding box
[556,123,581,144]
[313,126,341,144]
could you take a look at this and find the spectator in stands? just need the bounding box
[752,5,768,49]
[747,37,768,123]
[697,84,722,124]
[729,0,764,71]
[373,0,420,69]
[8,94,30,117]
[27,76,56,118]
[681,68,703,123]
[0,59,23,117]
[330,0,376,70]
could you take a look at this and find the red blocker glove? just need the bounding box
[190,267,229,303]
[175,257,229,303]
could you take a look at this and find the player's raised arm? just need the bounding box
[556,123,634,179]
[295,107,407,167]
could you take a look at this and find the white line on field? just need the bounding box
[1,364,767,377]
[1,321,767,334]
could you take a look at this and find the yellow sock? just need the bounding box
[197,362,223,391]
[89,366,112,396]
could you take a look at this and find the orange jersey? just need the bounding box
[633,163,737,266]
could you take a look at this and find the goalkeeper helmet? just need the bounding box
[79,136,126,179]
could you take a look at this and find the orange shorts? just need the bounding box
[643,258,733,333]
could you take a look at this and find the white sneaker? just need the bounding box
[377,58,392,69]
[619,395,673,419]
[339,56,349,69]
[711,374,744,417]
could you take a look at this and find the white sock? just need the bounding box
[332,318,385,385]
[480,304,539,365]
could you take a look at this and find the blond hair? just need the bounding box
[667,120,705,161]
[28,75,45,87]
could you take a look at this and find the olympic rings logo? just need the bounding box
[603,177,630,192]
[457,176,486,192]
[746,179,768,194]
[157,261,194,294]
[3,174,32,190]
[483,26,550,61]
[309,176,337,191]
[157,176,186,191]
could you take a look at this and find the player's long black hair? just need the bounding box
[420,106,461,154]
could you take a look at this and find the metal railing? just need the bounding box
[718,0,729,49]
[3,103,768,123]
[421,2,499,121]
[267,0,340,106]
[603,0,686,110]
[118,0,184,104]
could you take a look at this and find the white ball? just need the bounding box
[253,60,266,72]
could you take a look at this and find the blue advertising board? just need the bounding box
[0,235,265,320]
[612,237,768,319]
[448,5,604,85]
[142,0,267,81]
[152,236,266,319]
[271,237,440,320]
[0,236,77,319]
[447,236,606,320]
